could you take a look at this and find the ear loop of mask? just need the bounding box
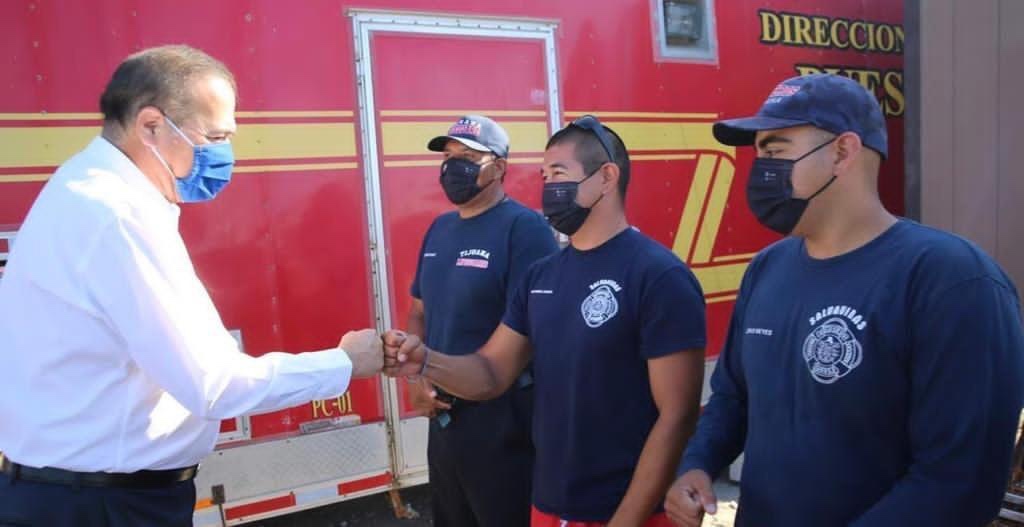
[144,116,189,196]
[580,162,609,209]
[477,157,501,191]
[797,135,840,200]
[147,144,173,173]
[146,137,177,181]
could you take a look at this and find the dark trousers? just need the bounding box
[429,385,534,527]
[0,473,195,527]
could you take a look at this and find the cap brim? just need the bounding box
[427,135,491,153]
[713,116,813,146]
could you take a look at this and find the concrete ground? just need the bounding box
[241,480,741,526]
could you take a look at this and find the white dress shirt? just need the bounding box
[0,137,352,472]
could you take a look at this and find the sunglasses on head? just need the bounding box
[569,115,616,163]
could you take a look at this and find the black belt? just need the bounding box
[0,453,198,489]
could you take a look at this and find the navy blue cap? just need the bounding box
[428,115,510,158]
[713,74,888,159]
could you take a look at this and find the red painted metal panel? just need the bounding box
[0,183,43,225]
[338,472,394,495]
[224,493,296,521]
[0,1,358,112]
[219,419,237,434]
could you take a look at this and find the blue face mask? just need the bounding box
[154,117,235,203]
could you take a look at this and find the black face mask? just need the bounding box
[440,158,494,205]
[746,137,837,235]
[542,168,603,236]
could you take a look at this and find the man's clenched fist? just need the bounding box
[340,329,383,378]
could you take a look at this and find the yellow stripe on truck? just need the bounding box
[380,121,550,157]
[611,122,733,155]
[0,123,358,169]
[231,123,356,160]
[692,156,736,264]
[692,262,748,297]
[0,126,98,168]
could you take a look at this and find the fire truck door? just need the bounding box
[352,11,560,484]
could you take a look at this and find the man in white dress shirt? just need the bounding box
[0,45,383,526]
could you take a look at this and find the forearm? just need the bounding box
[609,412,696,526]
[422,348,514,401]
[678,389,746,478]
[222,348,353,418]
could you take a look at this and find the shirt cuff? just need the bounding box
[309,347,353,400]
[641,338,707,359]
[501,318,528,337]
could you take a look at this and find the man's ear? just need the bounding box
[599,162,620,196]
[833,131,864,176]
[134,106,165,147]
[493,157,508,181]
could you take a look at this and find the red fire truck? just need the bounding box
[0,0,903,524]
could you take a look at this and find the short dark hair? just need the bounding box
[545,124,632,199]
[99,45,236,128]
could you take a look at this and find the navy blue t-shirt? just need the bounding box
[412,199,557,355]
[504,227,706,521]
[680,220,1024,526]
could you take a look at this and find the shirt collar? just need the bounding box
[88,136,181,220]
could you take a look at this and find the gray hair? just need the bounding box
[99,44,236,129]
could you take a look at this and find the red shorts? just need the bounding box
[531,506,674,527]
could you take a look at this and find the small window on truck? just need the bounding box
[652,0,718,63]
